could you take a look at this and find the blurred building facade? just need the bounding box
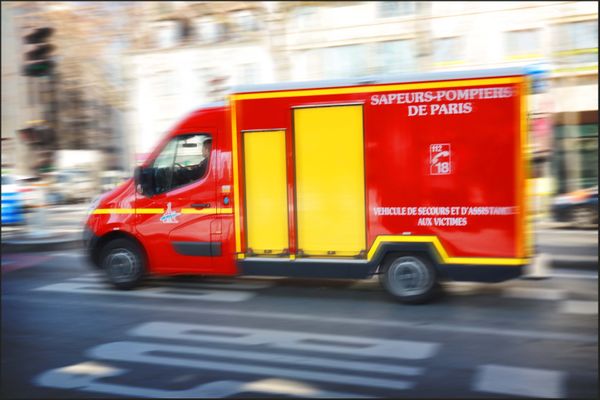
[2,3,35,175]
[1,1,134,177]
[125,2,596,199]
[125,2,276,158]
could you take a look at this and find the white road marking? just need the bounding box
[68,277,102,283]
[52,252,83,258]
[66,276,275,290]
[560,300,598,315]
[473,364,565,398]
[503,287,566,300]
[35,362,369,398]
[237,275,284,280]
[442,282,490,295]
[549,269,598,280]
[33,282,255,302]
[130,321,439,360]
[34,321,438,397]
[89,341,415,391]
[550,254,598,263]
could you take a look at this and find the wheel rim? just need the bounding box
[386,256,433,297]
[105,248,139,283]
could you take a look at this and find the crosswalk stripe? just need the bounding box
[89,341,415,391]
[503,287,566,300]
[473,364,565,398]
[130,321,440,360]
[67,276,274,290]
[33,282,255,302]
[92,340,422,376]
[559,300,598,315]
[68,277,100,283]
[35,362,372,398]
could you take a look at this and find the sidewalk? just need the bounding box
[1,204,87,253]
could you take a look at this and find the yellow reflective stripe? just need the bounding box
[230,96,242,254]
[181,208,234,214]
[136,208,164,214]
[181,208,216,214]
[93,208,233,215]
[93,209,135,214]
[232,77,524,101]
[521,78,533,258]
[367,235,528,265]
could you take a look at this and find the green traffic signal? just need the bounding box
[23,60,55,77]
[22,27,55,77]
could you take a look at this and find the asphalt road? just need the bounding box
[1,250,598,399]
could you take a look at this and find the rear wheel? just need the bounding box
[379,254,439,304]
[100,238,146,290]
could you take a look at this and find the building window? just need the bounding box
[553,124,598,193]
[232,10,259,32]
[196,16,223,43]
[432,37,463,66]
[377,1,415,18]
[555,20,598,64]
[322,45,368,79]
[178,18,192,42]
[377,40,416,74]
[156,21,177,48]
[294,6,318,30]
[505,29,541,60]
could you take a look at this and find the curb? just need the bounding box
[2,235,83,253]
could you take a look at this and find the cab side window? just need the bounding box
[150,133,211,195]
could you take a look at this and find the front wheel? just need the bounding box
[379,254,439,304]
[100,238,146,290]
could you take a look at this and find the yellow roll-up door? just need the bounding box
[294,105,366,257]
[243,130,289,256]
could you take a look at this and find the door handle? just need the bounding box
[191,203,211,209]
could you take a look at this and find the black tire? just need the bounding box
[379,254,439,304]
[100,238,146,290]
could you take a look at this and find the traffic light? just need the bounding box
[18,125,55,148]
[22,27,55,77]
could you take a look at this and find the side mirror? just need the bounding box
[134,166,154,197]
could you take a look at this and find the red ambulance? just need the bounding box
[84,67,532,303]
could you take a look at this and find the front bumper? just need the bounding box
[83,225,101,268]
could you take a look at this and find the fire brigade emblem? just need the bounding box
[160,202,180,224]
